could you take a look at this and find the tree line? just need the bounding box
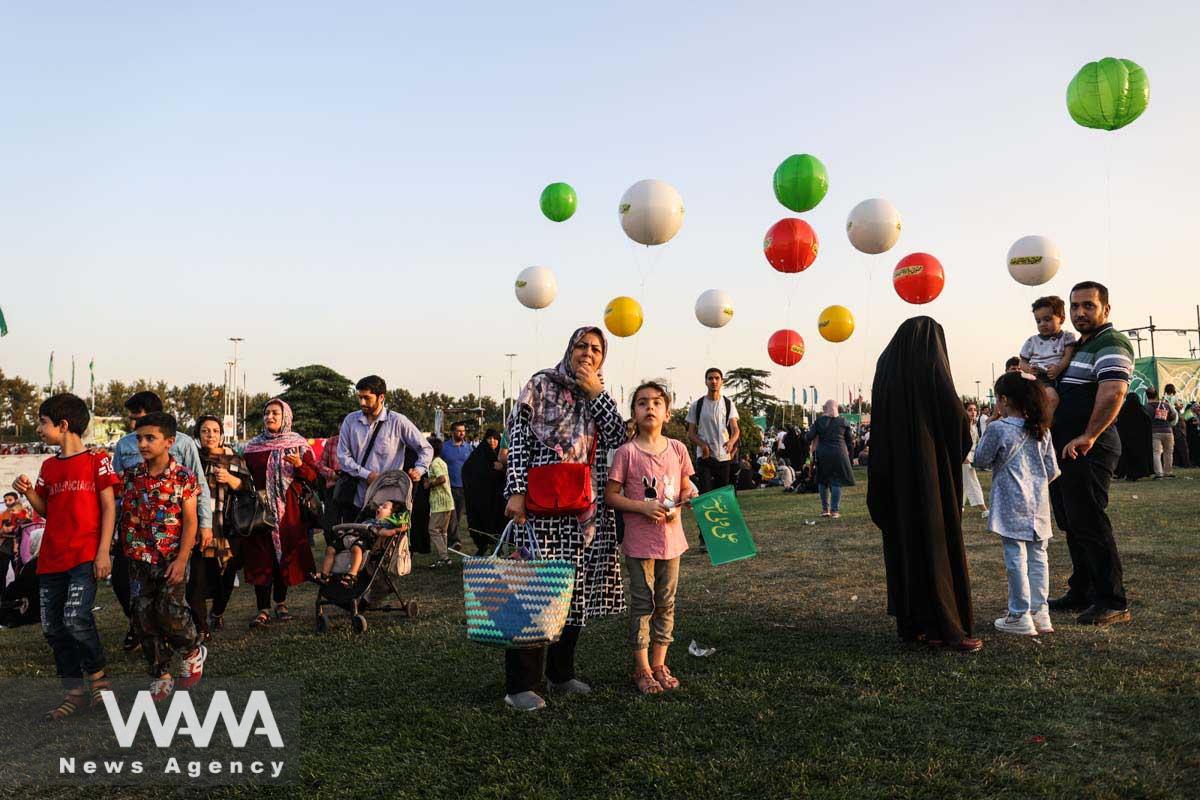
[2,363,864,449]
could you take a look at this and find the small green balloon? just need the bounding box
[773,154,828,213]
[1067,57,1149,131]
[540,182,577,222]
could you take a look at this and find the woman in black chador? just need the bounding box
[867,317,981,653]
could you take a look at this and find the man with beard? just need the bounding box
[1047,282,1133,626]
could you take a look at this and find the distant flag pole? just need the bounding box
[49,351,55,393]
[71,355,76,393]
[89,357,96,410]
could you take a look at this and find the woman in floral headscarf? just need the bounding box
[242,399,318,627]
[500,326,628,712]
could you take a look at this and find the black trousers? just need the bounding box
[111,546,133,619]
[504,625,581,694]
[253,556,288,611]
[695,457,733,495]
[1049,446,1127,610]
[210,543,244,618]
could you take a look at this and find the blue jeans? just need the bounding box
[1002,536,1049,616]
[39,561,107,688]
[819,483,842,513]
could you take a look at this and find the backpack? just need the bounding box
[691,396,734,434]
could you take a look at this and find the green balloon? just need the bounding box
[1067,58,1149,131]
[540,182,577,222]
[773,154,828,213]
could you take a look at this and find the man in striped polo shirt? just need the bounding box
[1048,281,1133,626]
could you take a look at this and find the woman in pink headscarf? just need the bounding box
[241,399,318,627]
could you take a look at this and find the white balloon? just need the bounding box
[618,179,685,246]
[846,198,902,254]
[694,289,735,328]
[514,265,557,309]
[1007,235,1061,286]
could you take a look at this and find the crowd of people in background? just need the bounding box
[3,279,1197,716]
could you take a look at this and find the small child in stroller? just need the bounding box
[310,501,410,587]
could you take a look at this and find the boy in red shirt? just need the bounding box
[118,412,206,701]
[11,394,119,720]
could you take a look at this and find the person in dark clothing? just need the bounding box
[805,401,856,517]
[404,445,431,554]
[461,428,508,555]
[867,316,981,653]
[1171,400,1190,469]
[1047,281,1132,627]
[1187,404,1200,467]
[1114,393,1153,481]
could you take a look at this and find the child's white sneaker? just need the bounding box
[994,613,1037,636]
[1032,610,1054,634]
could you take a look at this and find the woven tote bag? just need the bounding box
[462,521,575,648]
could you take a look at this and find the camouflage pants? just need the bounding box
[129,559,199,677]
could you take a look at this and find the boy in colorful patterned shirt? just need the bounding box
[119,412,207,701]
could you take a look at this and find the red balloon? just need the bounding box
[768,329,806,366]
[763,219,819,273]
[893,252,945,304]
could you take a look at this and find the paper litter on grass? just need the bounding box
[688,640,716,657]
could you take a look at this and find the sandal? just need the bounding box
[338,572,358,588]
[274,604,293,622]
[89,673,111,709]
[308,571,330,585]
[46,690,86,721]
[651,664,680,690]
[250,610,270,628]
[632,668,663,695]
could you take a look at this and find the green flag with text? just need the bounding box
[690,485,757,566]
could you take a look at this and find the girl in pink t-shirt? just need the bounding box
[605,381,697,695]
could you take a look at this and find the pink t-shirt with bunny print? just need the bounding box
[610,438,695,560]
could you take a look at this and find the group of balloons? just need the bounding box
[517,178,688,338]
[515,56,1150,361]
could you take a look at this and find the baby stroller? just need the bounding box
[1,521,44,628]
[315,470,419,634]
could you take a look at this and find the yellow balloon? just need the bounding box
[604,296,644,338]
[818,305,855,343]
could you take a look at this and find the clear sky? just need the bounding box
[2,2,1197,407]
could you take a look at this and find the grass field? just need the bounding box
[2,467,1198,799]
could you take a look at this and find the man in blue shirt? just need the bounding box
[337,375,432,513]
[109,391,213,652]
[441,422,474,550]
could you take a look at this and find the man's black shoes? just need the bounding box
[1076,605,1132,626]
[1048,594,1090,612]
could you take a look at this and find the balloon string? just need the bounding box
[1104,136,1113,288]
[860,256,874,390]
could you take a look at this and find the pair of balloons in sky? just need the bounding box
[541,179,687,248]
[512,267,646,339]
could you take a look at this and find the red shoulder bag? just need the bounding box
[524,437,598,516]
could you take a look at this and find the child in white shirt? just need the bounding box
[1018,296,1077,416]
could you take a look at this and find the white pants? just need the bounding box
[1002,536,1049,616]
[962,464,986,508]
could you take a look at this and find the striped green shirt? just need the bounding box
[1054,323,1134,446]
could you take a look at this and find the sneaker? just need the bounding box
[1076,605,1132,626]
[994,613,1037,636]
[548,678,591,695]
[504,691,546,712]
[820,511,831,518]
[122,627,141,652]
[1032,610,1054,634]
[831,512,841,519]
[209,613,224,632]
[177,644,207,690]
[150,676,175,703]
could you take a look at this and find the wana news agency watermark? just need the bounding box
[0,678,301,785]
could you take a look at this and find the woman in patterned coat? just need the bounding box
[501,326,627,711]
